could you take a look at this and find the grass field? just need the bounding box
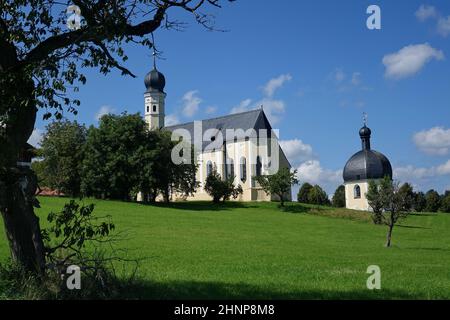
[1,197,450,299]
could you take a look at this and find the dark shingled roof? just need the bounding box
[164,109,291,167]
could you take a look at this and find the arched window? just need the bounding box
[146,106,149,113]
[227,159,234,179]
[153,105,157,112]
[206,161,213,177]
[354,185,361,199]
[240,157,247,182]
[256,156,262,176]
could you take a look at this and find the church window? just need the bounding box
[256,156,262,176]
[354,185,361,199]
[240,157,247,182]
[227,159,234,179]
[206,161,213,177]
[153,105,157,112]
[147,106,149,113]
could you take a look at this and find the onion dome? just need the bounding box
[343,125,392,182]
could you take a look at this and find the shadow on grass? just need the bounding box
[120,279,420,300]
[397,224,430,229]
[137,201,257,212]
[281,203,311,214]
[409,213,438,217]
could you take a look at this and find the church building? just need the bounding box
[140,61,292,202]
[343,123,393,211]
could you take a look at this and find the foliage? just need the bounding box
[331,185,346,208]
[308,185,330,206]
[398,183,414,211]
[367,180,383,224]
[0,0,232,273]
[366,176,414,247]
[253,168,298,207]
[425,189,441,213]
[39,120,87,196]
[135,130,198,202]
[297,182,313,203]
[204,170,243,204]
[413,191,427,212]
[81,113,147,200]
[440,194,450,213]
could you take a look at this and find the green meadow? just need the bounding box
[1,196,450,299]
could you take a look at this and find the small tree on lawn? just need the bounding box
[297,182,313,203]
[332,185,346,208]
[367,180,384,224]
[366,176,414,247]
[204,170,243,204]
[253,168,298,207]
[308,185,330,206]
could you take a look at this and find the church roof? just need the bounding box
[165,109,291,167]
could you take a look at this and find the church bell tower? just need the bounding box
[144,53,166,130]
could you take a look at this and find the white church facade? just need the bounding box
[139,62,292,202]
[342,124,393,211]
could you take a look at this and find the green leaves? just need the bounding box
[44,200,114,252]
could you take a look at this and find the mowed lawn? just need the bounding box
[1,196,450,299]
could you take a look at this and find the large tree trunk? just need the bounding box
[0,168,46,273]
[0,57,46,273]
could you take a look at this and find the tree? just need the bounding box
[440,194,450,213]
[308,185,330,206]
[39,120,87,196]
[398,183,414,211]
[297,182,313,203]
[367,181,383,224]
[425,189,441,213]
[332,185,346,208]
[1,0,232,273]
[204,170,243,204]
[366,176,414,247]
[81,113,146,200]
[413,191,427,212]
[135,130,198,203]
[253,168,298,207]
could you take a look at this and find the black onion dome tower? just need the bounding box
[144,67,166,93]
[343,125,392,182]
[343,119,392,211]
[143,52,166,130]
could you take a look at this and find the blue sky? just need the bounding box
[30,0,450,194]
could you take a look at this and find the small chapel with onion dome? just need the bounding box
[343,118,393,211]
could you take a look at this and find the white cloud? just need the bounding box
[263,74,292,97]
[413,127,450,155]
[333,69,346,83]
[437,16,450,37]
[28,128,43,147]
[95,105,115,121]
[296,160,342,193]
[351,72,361,86]
[256,98,285,125]
[230,99,253,114]
[382,43,444,79]
[182,90,202,118]
[395,160,450,180]
[165,114,180,126]
[205,106,217,115]
[415,5,437,22]
[280,139,314,166]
